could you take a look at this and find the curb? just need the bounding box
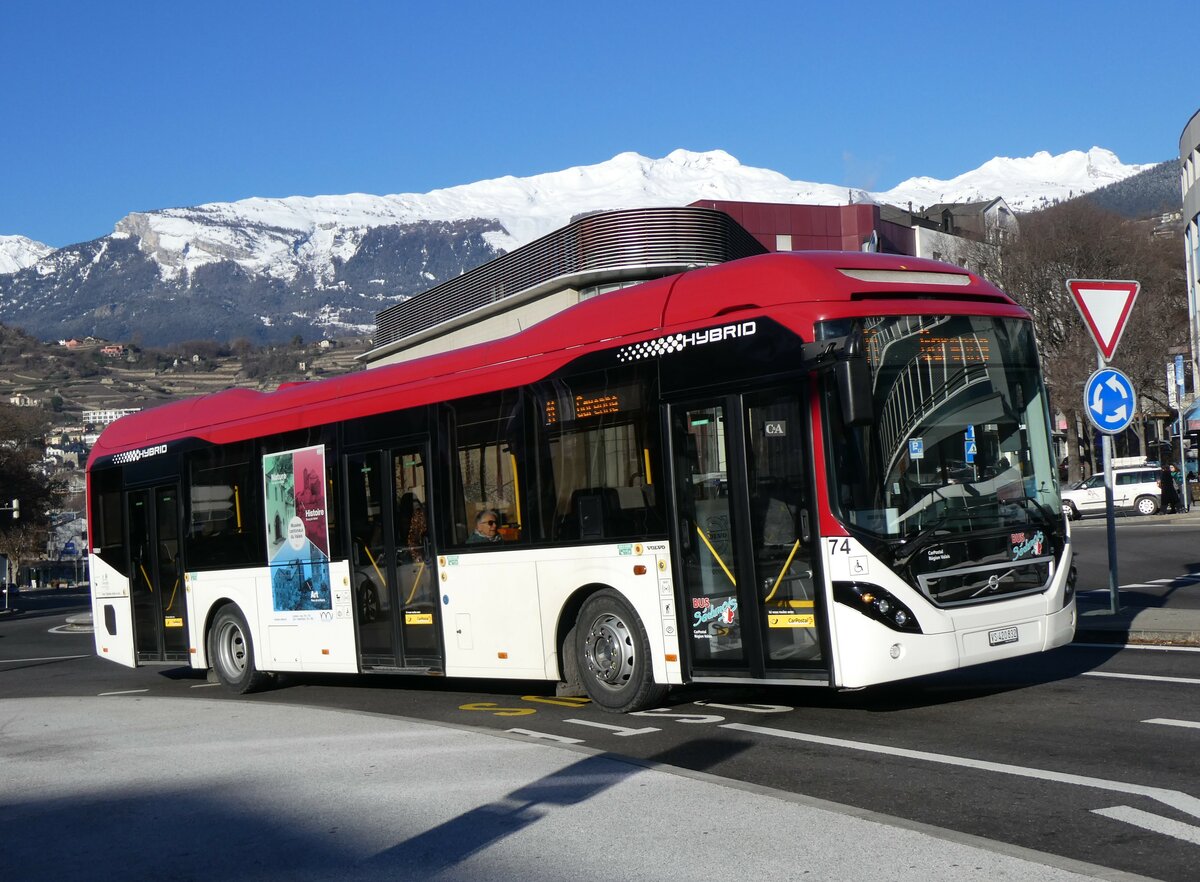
[1074,628,1200,647]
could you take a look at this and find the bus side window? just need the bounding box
[184,442,262,570]
[89,466,128,576]
[538,370,664,542]
[446,391,526,547]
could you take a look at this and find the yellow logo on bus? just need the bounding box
[405,612,434,625]
[767,613,815,629]
[164,616,184,628]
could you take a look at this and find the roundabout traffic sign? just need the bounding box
[1084,367,1136,434]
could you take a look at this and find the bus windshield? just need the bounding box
[825,314,1060,541]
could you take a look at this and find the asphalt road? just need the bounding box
[6,535,1200,882]
[1071,514,1200,609]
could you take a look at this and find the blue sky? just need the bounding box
[3,0,1196,247]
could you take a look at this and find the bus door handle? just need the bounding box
[679,519,692,553]
[800,510,811,544]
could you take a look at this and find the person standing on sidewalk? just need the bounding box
[1159,464,1181,514]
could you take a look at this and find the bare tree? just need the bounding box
[0,404,62,584]
[1000,201,1187,483]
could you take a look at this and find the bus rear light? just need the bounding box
[834,581,922,634]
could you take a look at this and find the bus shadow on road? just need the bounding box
[193,644,1131,717]
[644,644,1128,714]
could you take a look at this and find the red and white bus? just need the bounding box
[87,251,1075,712]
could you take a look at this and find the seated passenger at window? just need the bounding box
[467,509,502,544]
[407,499,427,561]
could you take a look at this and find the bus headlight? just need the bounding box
[833,581,922,633]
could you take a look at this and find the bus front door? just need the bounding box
[670,392,826,680]
[127,484,188,662]
[347,444,440,671]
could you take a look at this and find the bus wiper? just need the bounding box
[1009,493,1059,525]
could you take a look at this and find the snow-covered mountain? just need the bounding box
[878,148,1151,212]
[0,147,1157,346]
[0,235,54,275]
[92,147,1158,287]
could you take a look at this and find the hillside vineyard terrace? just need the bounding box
[86,251,1075,712]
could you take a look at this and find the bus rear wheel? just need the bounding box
[575,590,666,713]
[209,605,270,694]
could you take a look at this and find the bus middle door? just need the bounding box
[669,391,826,681]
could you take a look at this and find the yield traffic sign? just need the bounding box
[1066,279,1140,362]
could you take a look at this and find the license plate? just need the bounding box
[988,626,1019,646]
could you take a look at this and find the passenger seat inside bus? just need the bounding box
[562,487,631,540]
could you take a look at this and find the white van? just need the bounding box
[1060,465,1161,519]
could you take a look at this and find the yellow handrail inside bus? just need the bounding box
[164,578,179,612]
[404,561,427,605]
[763,540,802,603]
[509,453,522,528]
[695,525,737,588]
[362,541,386,586]
[643,448,653,485]
[139,563,154,593]
[234,484,242,531]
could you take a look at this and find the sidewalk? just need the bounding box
[1070,508,1200,646]
[0,695,1149,882]
[1074,597,1200,646]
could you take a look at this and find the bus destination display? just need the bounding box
[543,383,640,425]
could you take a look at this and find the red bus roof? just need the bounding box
[88,251,1025,465]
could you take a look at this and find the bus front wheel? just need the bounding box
[575,590,667,713]
[209,605,270,694]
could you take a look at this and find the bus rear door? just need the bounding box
[668,390,828,682]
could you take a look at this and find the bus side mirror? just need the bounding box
[836,357,873,426]
[835,325,873,429]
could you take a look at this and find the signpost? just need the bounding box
[1067,279,1141,614]
[1175,354,1188,512]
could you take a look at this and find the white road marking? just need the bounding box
[98,689,149,696]
[693,701,793,713]
[722,722,1200,820]
[1072,643,1200,653]
[0,654,90,663]
[1093,805,1200,845]
[1144,718,1200,730]
[564,718,661,736]
[1084,671,1200,686]
[506,728,585,744]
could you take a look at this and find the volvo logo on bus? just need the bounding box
[616,320,757,363]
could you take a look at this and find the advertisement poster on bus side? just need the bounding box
[263,444,332,617]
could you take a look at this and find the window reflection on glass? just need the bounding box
[824,315,1060,539]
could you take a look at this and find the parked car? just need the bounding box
[1060,466,1161,519]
